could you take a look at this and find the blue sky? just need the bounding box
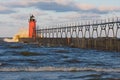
[0,0,120,37]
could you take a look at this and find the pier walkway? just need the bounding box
[22,17,120,52]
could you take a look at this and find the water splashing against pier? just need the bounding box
[4,28,29,42]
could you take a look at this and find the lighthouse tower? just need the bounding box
[29,15,36,38]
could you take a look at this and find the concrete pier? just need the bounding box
[34,38,120,52]
[19,17,120,52]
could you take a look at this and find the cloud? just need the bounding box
[76,3,95,10]
[0,5,15,14]
[0,10,15,14]
[35,2,79,12]
[30,1,120,14]
[10,9,48,21]
[32,1,105,14]
[57,12,101,23]
[2,0,77,12]
[0,5,7,11]
[0,0,120,14]
[75,3,120,14]
[99,6,120,11]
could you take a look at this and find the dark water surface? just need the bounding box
[0,41,120,80]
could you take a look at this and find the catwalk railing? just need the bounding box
[37,17,120,38]
[35,17,120,52]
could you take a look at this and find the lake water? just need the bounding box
[0,41,120,80]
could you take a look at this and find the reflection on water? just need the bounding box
[0,42,120,80]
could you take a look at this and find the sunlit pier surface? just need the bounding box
[20,17,120,52]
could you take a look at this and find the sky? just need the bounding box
[0,0,120,37]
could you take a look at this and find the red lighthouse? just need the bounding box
[29,15,36,38]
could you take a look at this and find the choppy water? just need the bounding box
[0,40,120,80]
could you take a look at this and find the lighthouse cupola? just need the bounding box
[29,15,36,38]
[30,15,35,21]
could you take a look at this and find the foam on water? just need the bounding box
[0,67,120,72]
[3,27,28,43]
[3,38,17,42]
[0,42,120,80]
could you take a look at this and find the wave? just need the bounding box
[0,63,2,66]
[3,38,18,42]
[0,67,120,72]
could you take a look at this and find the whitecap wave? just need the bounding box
[0,67,120,72]
[3,27,29,43]
[3,38,18,42]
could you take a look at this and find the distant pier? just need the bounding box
[20,17,120,52]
